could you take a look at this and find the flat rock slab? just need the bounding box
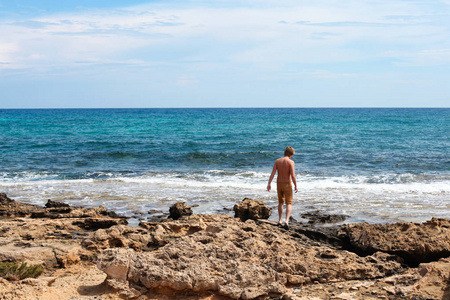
[339,218,450,266]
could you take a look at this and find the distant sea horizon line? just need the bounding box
[1,106,449,110]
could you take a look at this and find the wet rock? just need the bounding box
[45,200,70,208]
[339,218,450,266]
[302,210,349,225]
[168,201,193,220]
[290,224,343,248]
[233,198,271,221]
[72,217,128,230]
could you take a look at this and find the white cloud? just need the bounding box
[0,0,449,75]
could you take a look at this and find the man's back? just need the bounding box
[275,156,294,183]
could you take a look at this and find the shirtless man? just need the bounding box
[267,146,298,230]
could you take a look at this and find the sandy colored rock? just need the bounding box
[339,218,450,265]
[1,194,449,300]
[414,257,450,300]
[233,198,271,221]
[98,215,403,299]
[0,195,126,224]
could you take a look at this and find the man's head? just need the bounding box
[284,146,295,157]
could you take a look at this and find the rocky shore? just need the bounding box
[0,193,449,300]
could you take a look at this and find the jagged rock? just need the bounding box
[1,195,449,300]
[82,225,149,252]
[0,194,43,217]
[168,201,193,220]
[233,198,271,221]
[339,218,450,266]
[45,199,70,208]
[98,215,403,299]
[83,216,208,252]
[0,193,14,205]
[0,194,126,224]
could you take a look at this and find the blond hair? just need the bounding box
[284,146,295,157]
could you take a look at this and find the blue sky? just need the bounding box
[0,0,449,108]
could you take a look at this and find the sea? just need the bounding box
[0,108,448,225]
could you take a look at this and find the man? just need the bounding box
[267,146,298,230]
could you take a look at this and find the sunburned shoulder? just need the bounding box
[276,157,294,165]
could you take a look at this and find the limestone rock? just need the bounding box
[98,215,403,299]
[233,198,271,221]
[0,194,127,224]
[0,193,43,217]
[339,218,450,265]
[83,215,208,252]
[414,257,450,300]
[2,195,449,300]
[168,201,193,220]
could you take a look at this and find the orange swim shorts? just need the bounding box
[277,182,293,205]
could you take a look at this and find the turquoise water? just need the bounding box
[1,108,449,223]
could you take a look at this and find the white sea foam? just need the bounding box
[1,171,449,224]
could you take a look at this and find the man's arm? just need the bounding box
[267,162,277,192]
[290,161,298,193]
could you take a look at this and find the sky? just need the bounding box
[0,0,449,108]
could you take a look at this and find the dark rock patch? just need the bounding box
[168,201,193,220]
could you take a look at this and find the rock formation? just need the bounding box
[98,215,404,299]
[168,201,193,220]
[233,198,271,221]
[339,218,450,266]
[0,193,127,222]
[0,194,449,300]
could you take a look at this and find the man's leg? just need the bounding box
[278,203,283,224]
[285,204,292,225]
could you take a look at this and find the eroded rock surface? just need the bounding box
[1,194,449,300]
[0,194,127,223]
[339,218,450,266]
[98,215,404,299]
[168,201,193,220]
[233,198,271,221]
[0,195,127,269]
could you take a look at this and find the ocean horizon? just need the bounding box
[1,107,448,225]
